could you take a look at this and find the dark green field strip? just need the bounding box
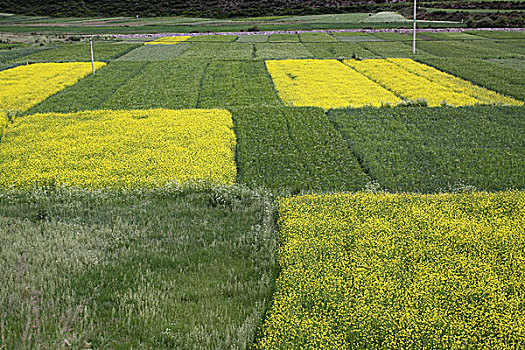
[17,42,141,62]
[268,34,300,42]
[418,57,525,100]
[0,46,53,63]
[179,42,254,59]
[27,62,147,114]
[198,61,282,108]
[415,39,523,59]
[489,58,525,71]
[100,60,205,110]
[233,106,370,193]
[331,106,525,193]
[116,43,192,61]
[0,186,277,349]
[299,32,337,42]
[467,30,525,39]
[335,34,383,42]
[357,41,434,58]
[303,42,375,59]
[486,39,525,56]
[372,32,413,41]
[254,43,312,59]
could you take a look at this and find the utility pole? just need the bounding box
[90,36,95,74]
[413,0,417,54]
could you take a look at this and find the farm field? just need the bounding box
[1,24,524,349]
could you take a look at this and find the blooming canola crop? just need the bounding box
[0,62,106,114]
[145,36,191,45]
[0,109,237,188]
[256,191,525,349]
[265,59,401,109]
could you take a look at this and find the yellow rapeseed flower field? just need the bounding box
[0,109,236,188]
[0,62,106,115]
[386,58,522,106]
[145,36,191,45]
[257,191,525,349]
[344,58,482,107]
[265,59,401,109]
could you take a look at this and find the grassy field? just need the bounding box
[1,19,524,349]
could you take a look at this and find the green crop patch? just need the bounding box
[179,43,254,59]
[233,106,369,193]
[100,60,205,109]
[335,34,383,42]
[331,106,525,193]
[0,46,53,63]
[28,61,147,114]
[19,42,140,62]
[416,40,523,59]
[188,35,238,42]
[269,34,300,42]
[116,43,192,61]
[257,191,525,349]
[236,34,268,43]
[0,186,277,349]
[198,60,281,108]
[357,41,431,58]
[255,43,312,59]
[303,42,374,59]
[299,32,336,42]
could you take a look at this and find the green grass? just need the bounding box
[198,60,281,108]
[268,34,299,42]
[0,45,53,63]
[179,42,254,59]
[335,34,383,42]
[233,106,370,193]
[467,30,525,39]
[357,41,424,58]
[303,42,374,59]
[27,62,147,114]
[188,35,238,42]
[0,185,277,349]
[298,32,337,42]
[254,43,312,59]
[330,106,525,193]
[17,42,140,62]
[418,56,525,100]
[489,58,525,71]
[116,43,192,61]
[236,34,268,43]
[99,60,206,110]
[415,39,523,59]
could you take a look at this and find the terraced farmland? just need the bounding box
[1,27,524,349]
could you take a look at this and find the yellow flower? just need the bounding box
[0,62,106,115]
[145,36,191,45]
[0,108,236,189]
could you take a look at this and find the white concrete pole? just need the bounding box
[413,0,417,54]
[90,36,95,74]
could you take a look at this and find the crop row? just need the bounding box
[0,109,236,189]
[257,191,525,349]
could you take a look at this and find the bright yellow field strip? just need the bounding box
[344,58,483,107]
[145,36,191,45]
[0,62,106,114]
[266,59,401,109]
[387,58,522,106]
[257,191,525,349]
[0,109,236,189]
